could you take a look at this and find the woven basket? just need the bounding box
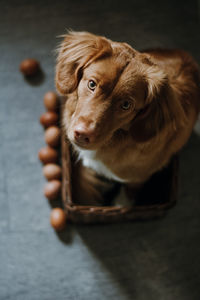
[60,104,178,224]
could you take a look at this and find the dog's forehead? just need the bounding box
[113,60,147,100]
[84,56,127,81]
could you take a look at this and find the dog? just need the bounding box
[56,31,200,205]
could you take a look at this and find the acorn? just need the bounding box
[40,112,59,128]
[44,91,59,112]
[20,58,40,76]
[43,163,62,181]
[38,146,59,164]
[50,208,67,231]
[44,126,60,148]
[44,180,61,200]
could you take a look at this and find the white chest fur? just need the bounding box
[75,148,126,183]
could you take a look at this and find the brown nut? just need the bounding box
[44,126,60,148]
[44,180,61,200]
[40,112,58,128]
[50,208,67,231]
[19,58,40,76]
[38,146,59,164]
[43,163,62,181]
[44,91,59,112]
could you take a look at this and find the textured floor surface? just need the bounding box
[0,1,200,299]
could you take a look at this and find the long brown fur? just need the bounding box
[56,31,200,204]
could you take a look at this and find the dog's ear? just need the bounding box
[131,55,183,142]
[131,92,169,143]
[55,31,112,95]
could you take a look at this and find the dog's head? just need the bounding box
[56,31,173,149]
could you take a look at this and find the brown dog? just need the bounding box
[56,31,200,205]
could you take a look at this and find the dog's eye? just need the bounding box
[121,100,131,110]
[88,80,96,91]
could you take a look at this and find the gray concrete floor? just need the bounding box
[0,0,200,299]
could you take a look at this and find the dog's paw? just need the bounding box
[113,186,133,207]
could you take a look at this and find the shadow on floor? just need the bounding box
[23,68,45,86]
[58,132,200,299]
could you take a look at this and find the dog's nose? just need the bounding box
[74,125,94,145]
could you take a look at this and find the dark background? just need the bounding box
[0,1,200,299]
